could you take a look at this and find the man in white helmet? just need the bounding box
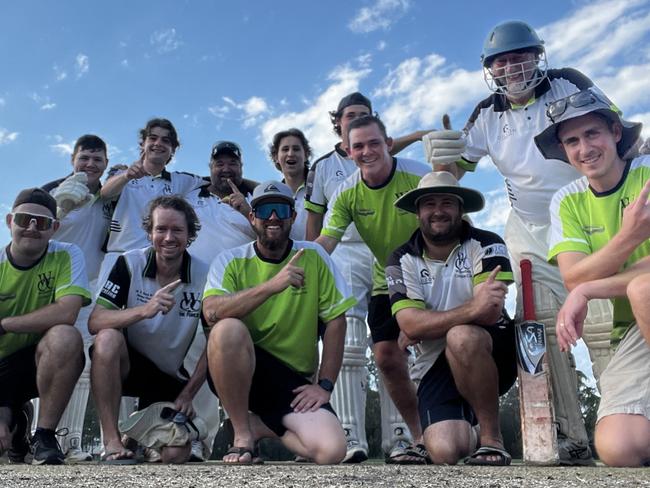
[422,20,615,464]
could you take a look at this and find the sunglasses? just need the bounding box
[547,90,611,123]
[253,202,293,220]
[12,212,55,231]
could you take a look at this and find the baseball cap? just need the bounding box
[13,188,57,217]
[395,171,484,214]
[250,180,294,208]
[535,88,642,163]
[336,92,372,115]
[211,141,242,161]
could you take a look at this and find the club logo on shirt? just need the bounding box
[335,170,344,179]
[419,268,433,285]
[483,243,509,259]
[102,280,121,299]
[37,272,54,293]
[179,291,201,317]
[163,184,173,195]
[582,225,604,235]
[498,124,516,142]
[356,209,375,216]
[454,251,471,278]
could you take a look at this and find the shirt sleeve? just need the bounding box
[321,186,352,240]
[55,244,91,306]
[304,164,327,214]
[387,250,426,315]
[547,190,591,263]
[203,252,237,299]
[176,172,206,195]
[470,236,514,286]
[460,103,490,172]
[96,255,131,309]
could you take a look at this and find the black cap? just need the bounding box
[13,188,57,217]
[211,141,242,161]
[336,92,372,115]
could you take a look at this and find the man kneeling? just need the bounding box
[203,181,355,464]
[387,172,517,465]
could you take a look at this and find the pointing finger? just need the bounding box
[161,279,182,293]
[227,178,242,195]
[288,248,305,266]
[486,265,501,284]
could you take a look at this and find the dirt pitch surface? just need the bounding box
[0,462,649,487]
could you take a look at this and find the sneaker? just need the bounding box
[8,402,33,463]
[342,440,368,464]
[188,439,205,462]
[31,429,65,465]
[65,448,93,462]
[558,434,595,466]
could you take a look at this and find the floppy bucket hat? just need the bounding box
[395,171,485,214]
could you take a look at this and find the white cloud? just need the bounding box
[40,103,56,110]
[472,189,510,234]
[377,40,387,51]
[53,65,67,81]
[75,53,89,78]
[150,28,182,53]
[50,141,74,156]
[0,128,19,145]
[208,95,270,128]
[349,0,411,33]
[259,62,371,157]
[121,59,129,68]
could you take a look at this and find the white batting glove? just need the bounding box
[52,172,90,217]
[422,130,466,166]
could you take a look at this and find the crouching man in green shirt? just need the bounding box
[0,188,90,464]
[535,88,650,466]
[203,181,356,464]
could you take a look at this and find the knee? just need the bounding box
[445,325,491,359]
[595,422,649,467]
[627,275,650,312]
[311,436,346,465]
[373,342,406,375]
[92,328,125,360]
[39,325,83,357]
[207,318,251,354]
[161,444,190,464]
[427,445,463,465]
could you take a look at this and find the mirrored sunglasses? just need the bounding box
[12,212,55,231]
[253,202,293,220]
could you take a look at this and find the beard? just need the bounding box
[420,215,463,245]
[254,223,291,251]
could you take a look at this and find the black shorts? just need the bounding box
[417,322,517,431]
[0,345,39,410]
[90,344,187,410]
[367,294,400,343]
[208,345,336,436]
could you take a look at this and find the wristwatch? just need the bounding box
[317,378,334,393]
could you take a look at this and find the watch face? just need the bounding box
[318,379,334,392]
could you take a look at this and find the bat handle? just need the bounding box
[520,259,536,321]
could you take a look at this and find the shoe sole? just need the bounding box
[32,456,65,465]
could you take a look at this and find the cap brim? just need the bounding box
[395,187,485,214]
[535,109,643,163]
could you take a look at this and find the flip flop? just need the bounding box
[385,441,427,465]
[406,443,431,464]
[100,449,138,465]
[223,446,254,465]
[464,445,512,466]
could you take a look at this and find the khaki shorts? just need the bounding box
[597,324,650,422]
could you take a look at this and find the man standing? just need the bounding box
[316,115,430,462]
[204,181,355,464]
[423,20,612,462]
[40,134,111,461]
[306,93,432,462]
[534,89,649,466]
[0,188,89,464]
[89,196,209,464]
[387,171,517,465]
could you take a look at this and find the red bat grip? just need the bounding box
[520,259,536,321]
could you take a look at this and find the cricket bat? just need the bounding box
[515,259,559,465]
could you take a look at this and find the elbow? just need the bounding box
[87,309,101,335]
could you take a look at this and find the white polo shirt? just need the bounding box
[96,247,209,379]
[186,185,255,265]
[461,68,597,225]
[106,169,204,253]
[386,223,513,380]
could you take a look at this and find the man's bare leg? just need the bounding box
[35,325,84,429]
[373,340,422,443]
[423,419,474,465]
[281,410,346,464]
[445,325,503,462]
[207,318,255,463]
[90,328,131,458]
[595,414,650,466]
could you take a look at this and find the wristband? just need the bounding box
[317,378,334,393]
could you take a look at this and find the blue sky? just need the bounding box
[2,0,650,376]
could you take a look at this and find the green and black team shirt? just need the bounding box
[549,156,650,345]
[321,157,429,291]
[203,240,356,377]
[96,247,209,379]
[386,223,513,380]
[0,240,90,360]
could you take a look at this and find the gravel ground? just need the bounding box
[0,462,648,488]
